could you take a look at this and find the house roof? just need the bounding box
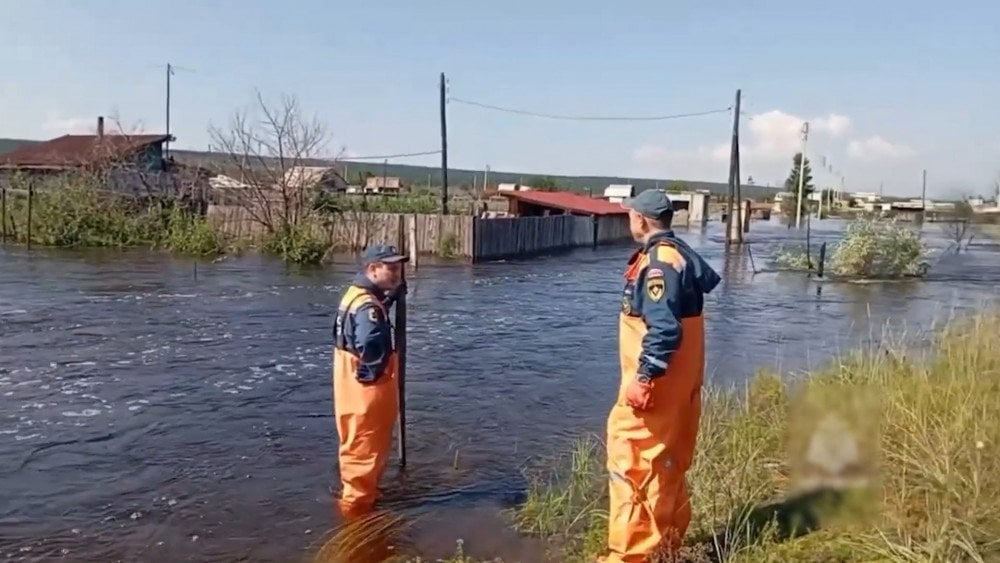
[0,134,172,169]
[501,190,628,216]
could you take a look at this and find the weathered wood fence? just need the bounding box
[207,205,633,262]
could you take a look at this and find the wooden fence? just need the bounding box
[207,205,474,257]
[207,204,632,261]
[472,214,631,261]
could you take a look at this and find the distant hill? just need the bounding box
[1,138,779,200]
[0,138,38,155]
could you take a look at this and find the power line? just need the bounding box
[449,97,732,122]
[342,150,442,161]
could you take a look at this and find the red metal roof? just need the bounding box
[501,190,628,216]
[0,134,172,169]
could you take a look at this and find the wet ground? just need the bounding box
[1,219,998,561]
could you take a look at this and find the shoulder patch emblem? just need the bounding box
[621,295,632,315]
[646,267,664,279]
[656,245,687,273]
[367,307,380,323]
[646,277,665,302]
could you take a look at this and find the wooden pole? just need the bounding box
[921,169,927,222]
[395,214,408,468]
[733,89,743,241]
[817,242,827,278]
[408,214,418,268]
[26,181,33,250]
[440,72,449,215]
[725,92,737,246]
[1,185,6,243]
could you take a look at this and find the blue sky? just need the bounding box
[2,0,998,197]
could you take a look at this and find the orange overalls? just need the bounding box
[332,283,399,518]
[606,233,719,562]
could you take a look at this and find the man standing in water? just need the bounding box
[603,190,721,562]
[331,244,408,518]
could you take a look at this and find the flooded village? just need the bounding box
[3,117,1000,561]
[3,4,1000,563]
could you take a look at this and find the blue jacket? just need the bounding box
[333,274,396,383]
[629,230,721,377]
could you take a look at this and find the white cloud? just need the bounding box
[812,114,852,137]
[631,109,855,185]
[847,136,914,161]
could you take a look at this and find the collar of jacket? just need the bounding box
[351,272,387,302]
[642,229,676,253]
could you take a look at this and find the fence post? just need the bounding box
[817,242,827,278]
[592,215,599,249]
[408,214,418,268]
[1,184,6,243]
[26,182,33,250]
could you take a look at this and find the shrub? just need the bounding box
[262,223,328,265]
[830,218,925,278]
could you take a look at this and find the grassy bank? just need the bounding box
[316,311,1000,562]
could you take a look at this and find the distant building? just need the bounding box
[0,116,172,174]
[500,189,627,218]
[603,184,635,203]
[285,166,349,193]
[497,182,532,192]
[363,175,402,193]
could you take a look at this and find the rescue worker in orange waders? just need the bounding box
[332,244,408,519]
[602,190,721,563]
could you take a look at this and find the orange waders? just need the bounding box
[606,242,708,562]
[332,285,399,518]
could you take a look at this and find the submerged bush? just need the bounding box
[5,181,224,255]
[774,245,813,271]
[163,206,225,256]
[262,223,329,265]
[830,218,925,278]
[772,219,927,279]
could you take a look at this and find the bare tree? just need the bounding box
[208,92,341,234]
[942,199,973,252]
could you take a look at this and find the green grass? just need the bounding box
[313,311,1000,562]
[2,181,225,256]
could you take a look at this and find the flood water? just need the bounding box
[2,219,998,562]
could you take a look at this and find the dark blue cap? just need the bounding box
[361,244,409,265]
[621,189,674,219]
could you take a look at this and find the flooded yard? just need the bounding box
[1,219,998,561]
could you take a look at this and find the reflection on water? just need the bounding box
[1,219,997,561]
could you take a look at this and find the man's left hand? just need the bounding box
[625,378,654,411]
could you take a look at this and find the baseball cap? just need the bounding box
[361,244,409,265]
[621,189,674,220]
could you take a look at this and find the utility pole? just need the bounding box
[382,159,388,195]
[921,169,927,217]
[165,63,173,158]
[726,89,742,245]
[795,122,810,229]
[734,90,744,240]
[439,72,449,215]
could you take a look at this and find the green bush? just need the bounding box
[772,219,927,279]
[830,218,925,278]
[774,245,813,271]
[3,179,226,256]
[262,223,328,265]
[164,206,225,256]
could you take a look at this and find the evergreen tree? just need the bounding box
[782,152,815,225]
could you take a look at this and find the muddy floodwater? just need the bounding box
[2,219,998,561]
